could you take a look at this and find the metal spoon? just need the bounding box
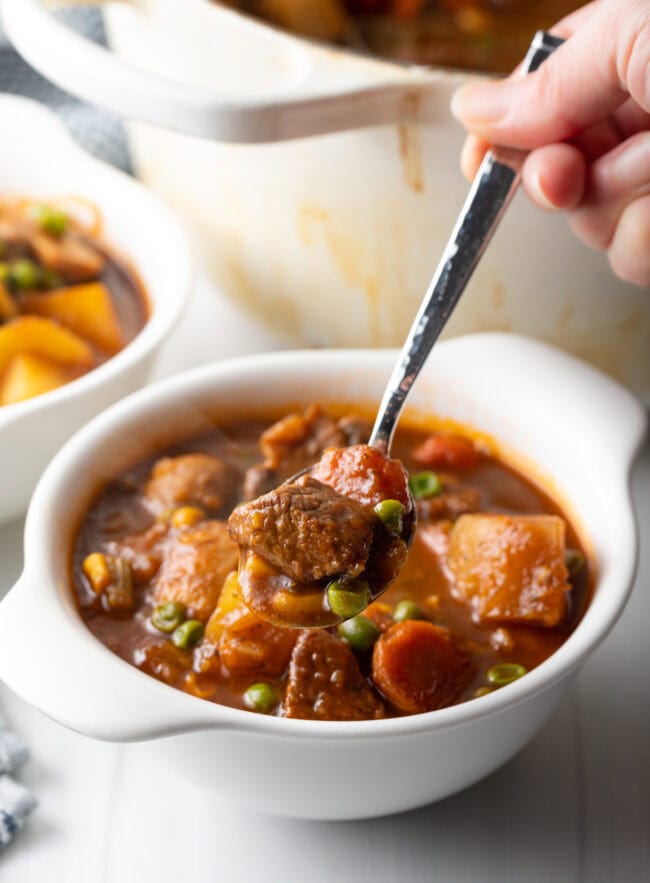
[239,31,564,627]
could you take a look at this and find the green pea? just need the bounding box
[172,619,204,649]
[31,204,69,237]
[408,471,443,499]
[374,499,405,535]
[8,259,41,290]
[327,579,370,620]
[0,262,8,282]
[565,548,586,581]
[244,682,280,713]
[393,599,427,622]
[151,601,186,634]
[337,615,380,652]
[486,662,527,687]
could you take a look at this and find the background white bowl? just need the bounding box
[0,95,193,523]
[0,335,645,819]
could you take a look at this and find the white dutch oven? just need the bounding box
[0,336,645,819]
[0,95,192,523]
[3,0,650,399]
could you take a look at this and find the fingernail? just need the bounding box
[451,82,512,126]
[529,169,558,210]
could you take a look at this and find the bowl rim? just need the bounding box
[0,94,193,429]
[5,336,648,741]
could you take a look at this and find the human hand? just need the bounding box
[451,0,650,287]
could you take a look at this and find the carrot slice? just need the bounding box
[372,621,473,714]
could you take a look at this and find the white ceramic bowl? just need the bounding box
[0,95,193,523]
[0,334,645,820]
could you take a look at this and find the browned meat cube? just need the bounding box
[259,403,344,470]
[372,621,473,714]
[416,487,481,522]
[337,414,371,446]
[106,522,169,583]
[242,404,346,500]
[283,630,385,721]
[152,521,239,622]
[448,514,571,626]
[228,474,375,583]
[312,444,411,509]
[145,453,239,515]
[133,642,189,686]
[31,231,105,281]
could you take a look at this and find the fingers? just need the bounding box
[522,144,587,210]
[450,0,649,149]
[568,130,650,249]
[459,135,489,179]
[607,194,650,287]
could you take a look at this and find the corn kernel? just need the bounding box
[170,506,204,529]
[82,552,111,594]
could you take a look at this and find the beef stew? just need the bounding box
[72,404,591,721]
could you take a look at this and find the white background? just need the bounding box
[1,278,648,882]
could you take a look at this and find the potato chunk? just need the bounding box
[21,283,123,354]
[0,353,70,405]
[448,514,570,626]
[0,315,94,377]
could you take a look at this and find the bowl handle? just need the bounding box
[0,574,240,741]
[2,0,446,143]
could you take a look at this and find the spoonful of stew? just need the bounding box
[228,30,563,628]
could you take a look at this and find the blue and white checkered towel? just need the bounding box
[0,710,36,851]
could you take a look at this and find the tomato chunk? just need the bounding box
[413,435,483,470]
[372,621,473,714]
[312,444,411,509]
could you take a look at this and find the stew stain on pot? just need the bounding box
[297,203,382,342]
[397,94,425,194]
[211,237,302,340]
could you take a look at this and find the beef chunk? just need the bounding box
[152,521,239,622]
[283,630,385,721]
[337,414,371,446]
[134,642,188,686]
[372,621,473,714]
[228,474,375,583]
[242,404,345,500]
[106,522,169,583]
[448,514,570,626]
[260,403,344,469]
[145,453,239,515]
[416,487,482,522]
[312,444,411,509]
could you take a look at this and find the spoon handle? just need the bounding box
[369,30,565,453]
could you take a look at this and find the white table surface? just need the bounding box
[0,278,648,883]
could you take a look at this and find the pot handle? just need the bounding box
[2,0,444,143]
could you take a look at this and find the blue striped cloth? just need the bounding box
[0,710,36,851]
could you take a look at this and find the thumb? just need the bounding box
[451,0,650,150]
